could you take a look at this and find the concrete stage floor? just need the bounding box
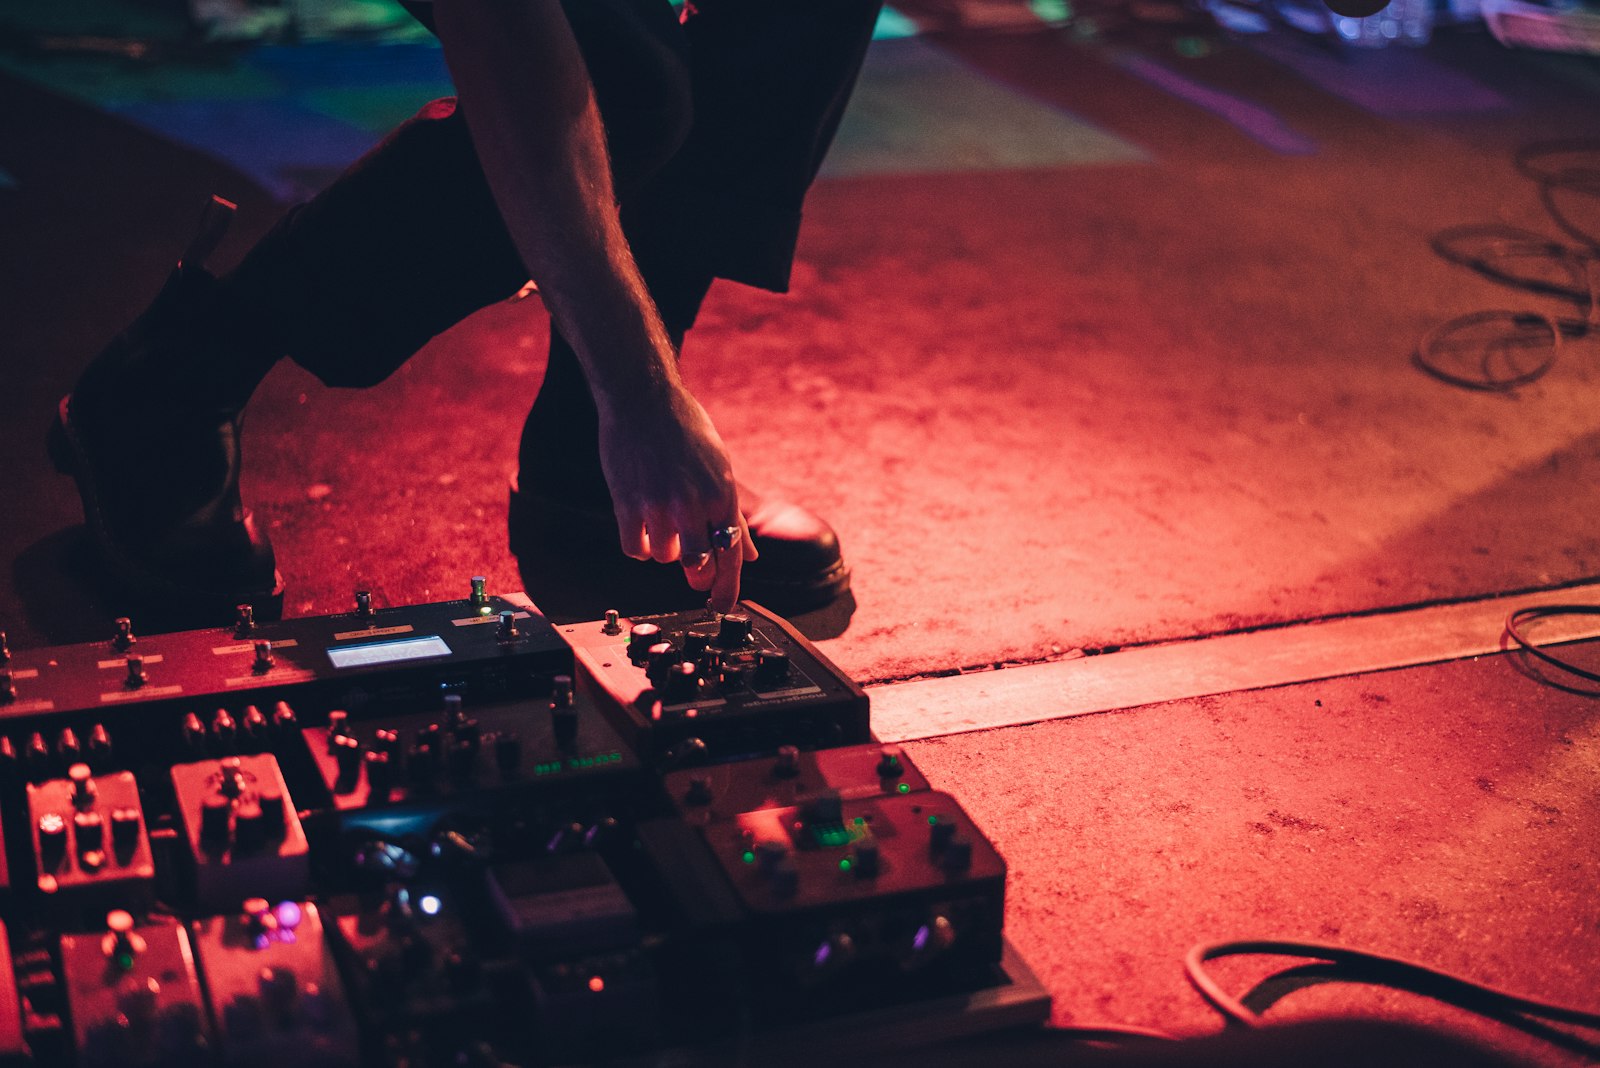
[1,2,1598,1063]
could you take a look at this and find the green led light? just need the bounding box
[928,815,939,826]
[853,817,866,826]
[115,953,134,970]
[742,851,756,864]
[898,783,911,794]
[839,858,852,872]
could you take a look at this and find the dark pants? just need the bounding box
[246,0,881,499]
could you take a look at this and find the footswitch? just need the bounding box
[28,765,154,913]
[191,899,358,1066]
[562,602,869,765]
[171,754,310,911]
[60,913,212,1067]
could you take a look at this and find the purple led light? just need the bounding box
[813,942,832,968]
[913,925,931,953]
[275,901,303,930]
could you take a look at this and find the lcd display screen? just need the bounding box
[327,635,452,669]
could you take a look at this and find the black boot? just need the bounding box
[49,197,284,622]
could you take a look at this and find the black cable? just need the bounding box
[1185,939,1600,1035]
[1420,142,1600,391]
[1503,604,1600,686]
[1046,1023,1181,1044]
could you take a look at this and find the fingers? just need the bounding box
[616,511,650,561]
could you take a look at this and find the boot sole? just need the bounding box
[506,479,851,616]
[49,394,285,623]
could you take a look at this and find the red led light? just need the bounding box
[588,975,606,993]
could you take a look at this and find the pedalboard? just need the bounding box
[561,602,871,764]
[0,590,1047,1065]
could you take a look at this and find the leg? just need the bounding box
[54,0,692,620]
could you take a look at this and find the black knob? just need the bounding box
[69,763,97,809]
[182,714,207,754]
[242,705,269,746]
[332,734,363,788]
[234,800,268,852]
[113,617,135,650]
[74,810,105,853]
[37,812,67,865]
[470,576,489,609]
[716,613,753,648]
[627,623,661,664]
[365,751,394,802]
[494,731,522,775]
[941,837,974,872]
[124,656,146,688]
[234,603,255,638]
[602,609,622,635]
[928,815,958,853]
[88,723,114,769]
[212,710,238,754]
[258,788,286,830]
[326,710,351,748]
[57,729,82,766]
[876,745,905,779]
[645,642,678,685]
[681,632,711,661]
[111,807,142,859]
[774,745,801,778]
[665,660,700,701]
[253,640,274,674]
[442,693,466,729]
[25,732,50,781]
[355,590,373,618]
[497,610,519,641]
[755,649,790,684]
[200,794,233,845]
[272,701,298,734]
[803,790,843,826]
[373,728,401,756]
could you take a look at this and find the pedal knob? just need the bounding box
[627,623,661,664]
[664,660,700,701]
[113,617,136,650]
[443,693,465,729]
[355,590,373,619]
[69,763,97,808]
[201,794,233,846]
[332,734,363,786]
[876,745,905,779]
[253,640,274,673]
[470,575,489,609]
[258,787,286,829]
[494,731,522,775]
[218,756,246,797]
[111,806,142,850]
[774,745,801,778]
[602,609,622,635]
[940,837,974,872]
[104,910,146,966]
[716,613,753,648]
[234,800,268,852]
[234,603,255,637]
[89,723,114,768]
[124,655,146,688]
[645,642,678,685]
[73,810,105,853]
[755,649,790,684]
[37,812,67,865]
[497,610,519,641]
[928,815,957,852]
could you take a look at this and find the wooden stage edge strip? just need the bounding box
[868,583,1600,744]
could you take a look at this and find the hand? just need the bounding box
[596,383,758,613]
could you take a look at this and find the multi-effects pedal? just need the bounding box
[0,587,1047,1065]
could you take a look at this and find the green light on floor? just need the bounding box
[898,783,911,794]
[742,851,756,864]
[839,858,853,872]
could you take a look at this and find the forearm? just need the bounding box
[432,0,681,412]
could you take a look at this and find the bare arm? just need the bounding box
[432,0,754,607]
